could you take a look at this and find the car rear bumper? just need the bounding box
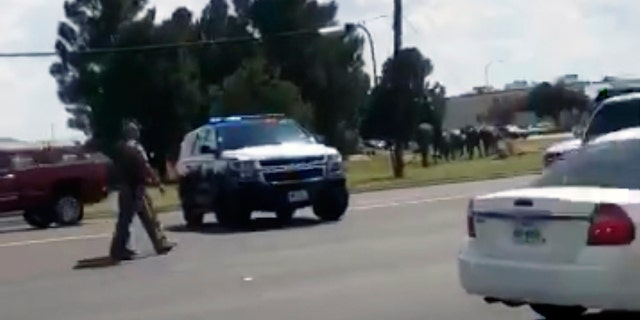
[458,239,640,310]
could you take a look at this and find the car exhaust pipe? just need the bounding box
[484,297,525,308]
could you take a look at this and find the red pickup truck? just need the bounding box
[0,140,110,228]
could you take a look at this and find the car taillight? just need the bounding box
[587,203,635,246]
[467,200,476,238]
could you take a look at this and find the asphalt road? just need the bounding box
[0,175,628,320]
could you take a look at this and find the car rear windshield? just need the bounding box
[532,139,640,189]
[217,119,314,150]
[585,98,640,140]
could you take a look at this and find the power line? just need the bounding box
[402,16,421,35]
[0,28,330,58]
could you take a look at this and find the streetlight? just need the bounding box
[319,23,378,86]
[484,59,504,88]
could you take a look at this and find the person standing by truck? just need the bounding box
[109,121,176,261]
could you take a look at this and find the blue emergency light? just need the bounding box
[208,114,285,125]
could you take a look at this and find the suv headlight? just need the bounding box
[326,153,344,173]
[228,160,257,178]
[327,153,342,163]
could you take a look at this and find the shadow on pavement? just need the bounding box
[73,253,158,270]
[166,216,325,235]
[73,256,122,269]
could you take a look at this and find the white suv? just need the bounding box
[176,114,349,229]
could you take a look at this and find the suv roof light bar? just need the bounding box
[208,114,285,125]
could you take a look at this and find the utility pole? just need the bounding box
[391,0,404,178]
[393,0,402,55]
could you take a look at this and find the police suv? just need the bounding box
[176,114,349,229]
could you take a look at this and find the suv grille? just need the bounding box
[263,168,324,183]
[259,156,324,167]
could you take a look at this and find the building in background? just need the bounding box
[443,75,640,130]
[444,86,534,129]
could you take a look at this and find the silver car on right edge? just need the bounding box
[543,92,640,167]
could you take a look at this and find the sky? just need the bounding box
[1,0,639,141]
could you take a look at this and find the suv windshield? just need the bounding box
[217,119,314,150]
[532,139,640,189]
[585,98,640,141]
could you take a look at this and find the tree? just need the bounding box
[70,6,203,177]
[415,81,446,166]
[196,0,257,111]
[527,82,589,122]
[361,47,433,177]
[423,81,446,133]
[50,0,151,136]
[221,56,312,124]
[247,0,370,150]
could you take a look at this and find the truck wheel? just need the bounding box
[54,195,84,226]
[276,209,295,225]
[313,186,349,222]
[23,208,54,229]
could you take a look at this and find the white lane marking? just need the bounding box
[0,194,471,248]
[352,194,470,211]
[0,233,110,248]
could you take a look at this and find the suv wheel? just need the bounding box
[313,185,349,222]
[55,194,84,226]
[216,195,252,229]
[530,304,586,319]
[182,205,205,229]
[215,209,252,229]
[24,208,54,229]
[276,209,296,225]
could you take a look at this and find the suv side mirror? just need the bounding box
[200,145,215,154]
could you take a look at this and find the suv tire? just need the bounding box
[179,173,215,229]
[313,185,349,222]
[183,204,205,229]
[216,193,252,229]
[276,209,296,225]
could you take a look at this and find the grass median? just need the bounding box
[85,136,563,219]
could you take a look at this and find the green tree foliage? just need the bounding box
[361,48,434,140]
[50,0,151,136]
[92,7,203,175]
[49,0,375,170]
[247,0,370,149]
[221,56,312,124]
[360,47,434,177]
[421,81,446,133]
[196,0,257,98]
[527,82,589,121]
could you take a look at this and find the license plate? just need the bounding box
[513,222,545,245]
[288,190,309,203]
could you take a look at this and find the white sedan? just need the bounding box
[458,127,640,319]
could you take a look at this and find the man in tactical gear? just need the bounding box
[109,120,176,261]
